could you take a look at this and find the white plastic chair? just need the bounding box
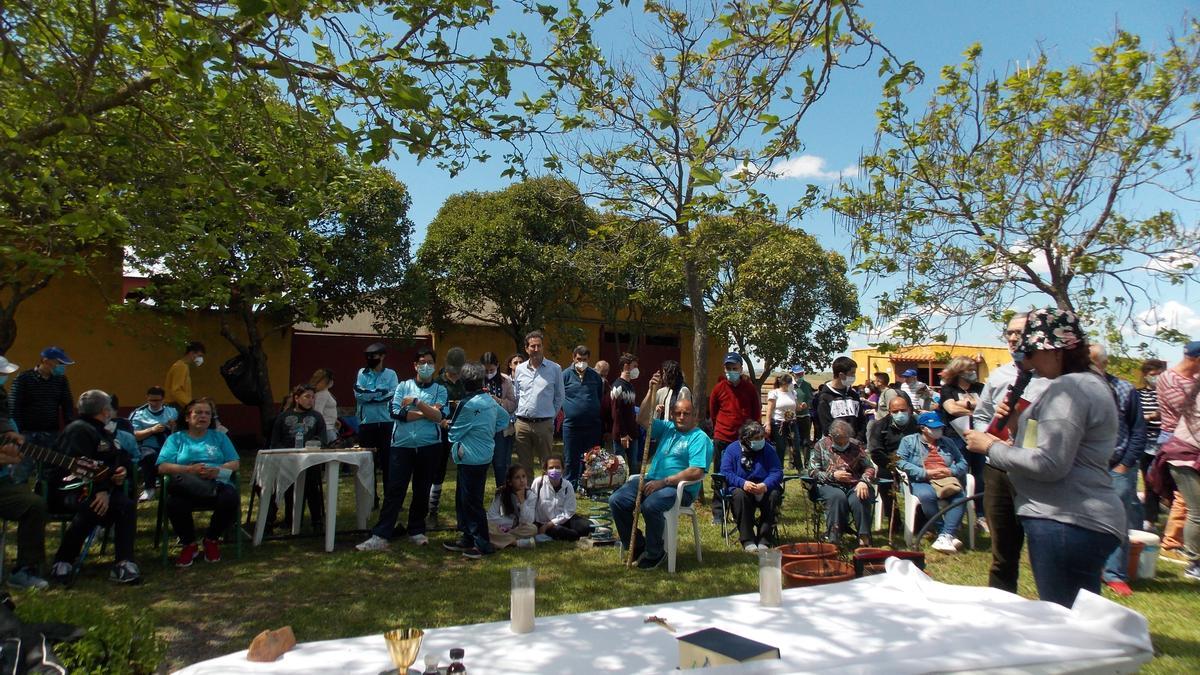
[625,474,703,573]
[899,472,976,549]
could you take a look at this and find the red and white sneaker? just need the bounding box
[1104,580,1133,597]
[176,543,200,568]
[202,538,222,563]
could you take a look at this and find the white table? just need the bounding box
[251,448,375,552]
[174,559,1153,674]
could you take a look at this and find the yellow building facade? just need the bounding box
[850,343,1013,389]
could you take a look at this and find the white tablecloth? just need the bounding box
[174,559,1153,674]
[252,448,375,552]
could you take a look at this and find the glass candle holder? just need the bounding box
[759,549,783,607]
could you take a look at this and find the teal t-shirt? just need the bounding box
[390,379,448,448]
[129,404,178,450]
[646,419,712,497]
[157,430,240,485]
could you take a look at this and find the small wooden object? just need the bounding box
[247,626,296,662]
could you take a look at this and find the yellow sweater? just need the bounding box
[165,359,192,407]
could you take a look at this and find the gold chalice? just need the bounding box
[384,628,424,673]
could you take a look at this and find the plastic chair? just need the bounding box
[155,473,244,566]
[625,474,702,573]
[898,472,976,549]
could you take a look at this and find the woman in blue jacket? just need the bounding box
[719,421,784,552]
[896,412,968,554]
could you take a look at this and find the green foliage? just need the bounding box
[415,177,596,349]
[16,594,165,674]
[832,26,1200,345]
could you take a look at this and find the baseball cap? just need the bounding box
[0,356,18,375]
[901,368,918,377]
[723,352,742,366]
[789,364,805,374]
[364,342,388,355]
[40,346,75,365]
[917,411,944,429]
[1185,341,1200,358]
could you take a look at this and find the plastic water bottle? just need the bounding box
[294,428,305,448]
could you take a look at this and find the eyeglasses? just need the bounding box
[1003,330,1023,337]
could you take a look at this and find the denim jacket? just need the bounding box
[895,433,967,483]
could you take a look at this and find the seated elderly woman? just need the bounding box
[808,419,878,546]
[896,412,969,554]
[719,421,784,552]
[156,397,241,567]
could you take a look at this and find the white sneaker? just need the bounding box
[977,517,990,534]
[516,538,535,549]
[138,488,155,502]
[757,539,771,551]
[952,537,964,550]
[931,534,957,554]
[743,542,759,553]
[409,534,429,546]
[355,535,390,551]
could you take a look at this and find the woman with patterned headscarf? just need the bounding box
[965,308,1124,607]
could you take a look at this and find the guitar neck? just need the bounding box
[19,441,86,471]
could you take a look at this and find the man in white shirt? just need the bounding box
[529,457,591,541]
[511,330,565,472]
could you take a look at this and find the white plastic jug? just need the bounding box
[1128,529,1161,580]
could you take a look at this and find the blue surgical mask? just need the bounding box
[749,439,765,451]
[52,364,66,376]
[833,441,850,452]
[725,370,741,384]
[416,363,435,379]
[926,428,944,441]
[892,412,911,426]
[0,375,7,386]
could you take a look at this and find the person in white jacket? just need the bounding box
[530,457,592,541]
[487,464,538,549]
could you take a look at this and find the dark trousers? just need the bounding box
[731,487,782,545]
[266,466,325,528]
[138,447,160,490]
[491,432,512,487]
[543,514,591,541]
[814,483,874,538]
[0,481,46,572]
[1023,516,1119,608]
[358,422,394,502]
[166,481,240,544]
[54,489,136,564]
[960,437,987,518]
[984,465,1024,593]
[768,421,794,469]
[562,421,600,487]
[373,444,439,539]
[710,439,733,521]
[1139,450,1161,525]
[454,463,491,552]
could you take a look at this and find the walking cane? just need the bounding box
[626,374,662,567]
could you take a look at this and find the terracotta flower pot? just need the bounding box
[775,542,837,564]
[851,547,926,577]
[782,559,856,588]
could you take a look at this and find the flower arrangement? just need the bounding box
[580,445,628,491]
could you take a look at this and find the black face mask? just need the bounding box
[366,356,382,367]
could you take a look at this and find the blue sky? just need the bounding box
[378,0,1199,356]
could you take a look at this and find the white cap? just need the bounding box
[0,356,19,375]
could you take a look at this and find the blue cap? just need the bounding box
[917,411,943,429]
[1186,341,1200,358]
[724,352,742,366]
[789,364,805,374]
[901,368,918,377]
[40,346,75,365]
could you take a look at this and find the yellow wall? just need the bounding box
[7,256,291,412]
[849,344,1012,386]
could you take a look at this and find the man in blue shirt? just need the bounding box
[354,342,399,506]
[357,347,446,551]
[442,362,509,559]
[562,345,603,487]
[129,386,178,502]
[609,371,711,570]
[511,330,564,473]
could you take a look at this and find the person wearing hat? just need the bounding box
[1155,340,1200,563]
[899,369,933,412]
[965,308,1124,608]
[0,355,50,589]
[896,411,969,554]
[164,341,205,412]
[8,346,76,448]
[790,365,815,466]
[0,356,20,446]
[355,342,400,505]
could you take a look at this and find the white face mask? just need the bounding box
[104,420,118,434]
[193,355,204,367]
[574,361,588,372]
[628,367,640,380]
[926,428,944,441]
[486,368,498,378]
[841,375,855,388]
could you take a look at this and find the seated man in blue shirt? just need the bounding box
[720,420,784,553]
[609,371,712,570]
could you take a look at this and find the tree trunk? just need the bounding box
[683,257,710,419]
[0,311,16,354]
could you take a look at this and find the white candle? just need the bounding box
[511,587,535,633]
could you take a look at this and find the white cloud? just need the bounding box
[1135,300,1200,336]
[1146,252,1200,274]
[725,155,858,182]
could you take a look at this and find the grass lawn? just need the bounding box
[9,455,1199,673]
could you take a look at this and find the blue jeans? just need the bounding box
[609,479,693,561]
[562,421,600,487]
[910,481,965,537]
[455,462,492,553]
[1102,467,1139,582]
[371,444,439,539]
[491,432,512,487]
[1023,517,1119,607]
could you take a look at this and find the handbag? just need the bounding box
[171,472,219,499]
[929,476,962,499]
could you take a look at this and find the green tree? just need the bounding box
[415,177,596,352]
[557,0,909,413]
[831,29,1200,345]
[696,216,858,388]
[0,0,609,351]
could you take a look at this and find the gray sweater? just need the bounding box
[987,371,1125,540]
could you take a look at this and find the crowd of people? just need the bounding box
[0,312,1196,609]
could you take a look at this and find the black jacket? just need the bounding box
[815,382,864,441]
[54,417,128,495]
